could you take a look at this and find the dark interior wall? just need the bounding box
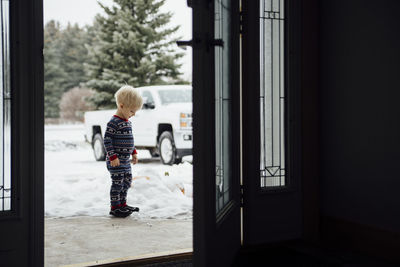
[319,0,400,233]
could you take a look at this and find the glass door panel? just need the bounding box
[0,0,11,212]
[215,0,233,215]
[259,0,285,188]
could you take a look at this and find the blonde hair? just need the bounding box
[114,85,143,109]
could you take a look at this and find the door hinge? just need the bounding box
[240,185,244,207]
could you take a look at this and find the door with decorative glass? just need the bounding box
[192,0,241,265]
[242,0,302,245]
[0,0,44,266]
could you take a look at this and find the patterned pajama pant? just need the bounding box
[107,157,132,207]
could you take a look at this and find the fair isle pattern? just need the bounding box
[109,171,132,206]
[104,115,136,161]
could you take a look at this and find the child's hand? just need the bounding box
[110,157,120,167]
[131,154,138,165]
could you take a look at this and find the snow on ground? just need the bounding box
[45,124,193,219]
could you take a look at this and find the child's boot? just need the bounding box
[121,202,139,212]
[109,206,133,218]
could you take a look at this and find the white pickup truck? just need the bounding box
[83,85,192,165]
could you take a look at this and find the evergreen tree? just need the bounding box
[85,0,185,108]
[44,20,68,118]
[59,23,92,90]
[44,21,91,118]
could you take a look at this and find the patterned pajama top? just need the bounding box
[103,115,137,169]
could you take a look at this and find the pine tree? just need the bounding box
[59,23,92,90]
[85,0,185,108]
[44,21,91,118]
[44,20,68,118]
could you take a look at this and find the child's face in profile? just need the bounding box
[119,103,138,119]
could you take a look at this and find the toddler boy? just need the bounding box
[104,85,143,217]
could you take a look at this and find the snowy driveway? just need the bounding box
[45,124,193,219]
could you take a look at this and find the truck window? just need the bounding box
[141,91,154,104]
[158,89,192,104]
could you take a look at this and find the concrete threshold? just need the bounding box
[61,248,192,267]
[45,216,193,267]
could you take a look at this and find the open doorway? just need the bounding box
[43,0,193,266]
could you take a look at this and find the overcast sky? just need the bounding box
[44,0,192,80]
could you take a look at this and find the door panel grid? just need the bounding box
[215,0,232,215]
[0,0,10,211]
[259,0,285,188]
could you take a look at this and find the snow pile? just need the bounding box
[45,124,193,219]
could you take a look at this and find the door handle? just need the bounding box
[176,40,193,50]
[176,37,202,50]
[210,39,224,48]
[176,38,224,50]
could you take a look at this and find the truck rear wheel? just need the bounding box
[93,133,106,161]
[159,131,181,165]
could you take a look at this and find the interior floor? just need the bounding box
[233,240,399,267]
